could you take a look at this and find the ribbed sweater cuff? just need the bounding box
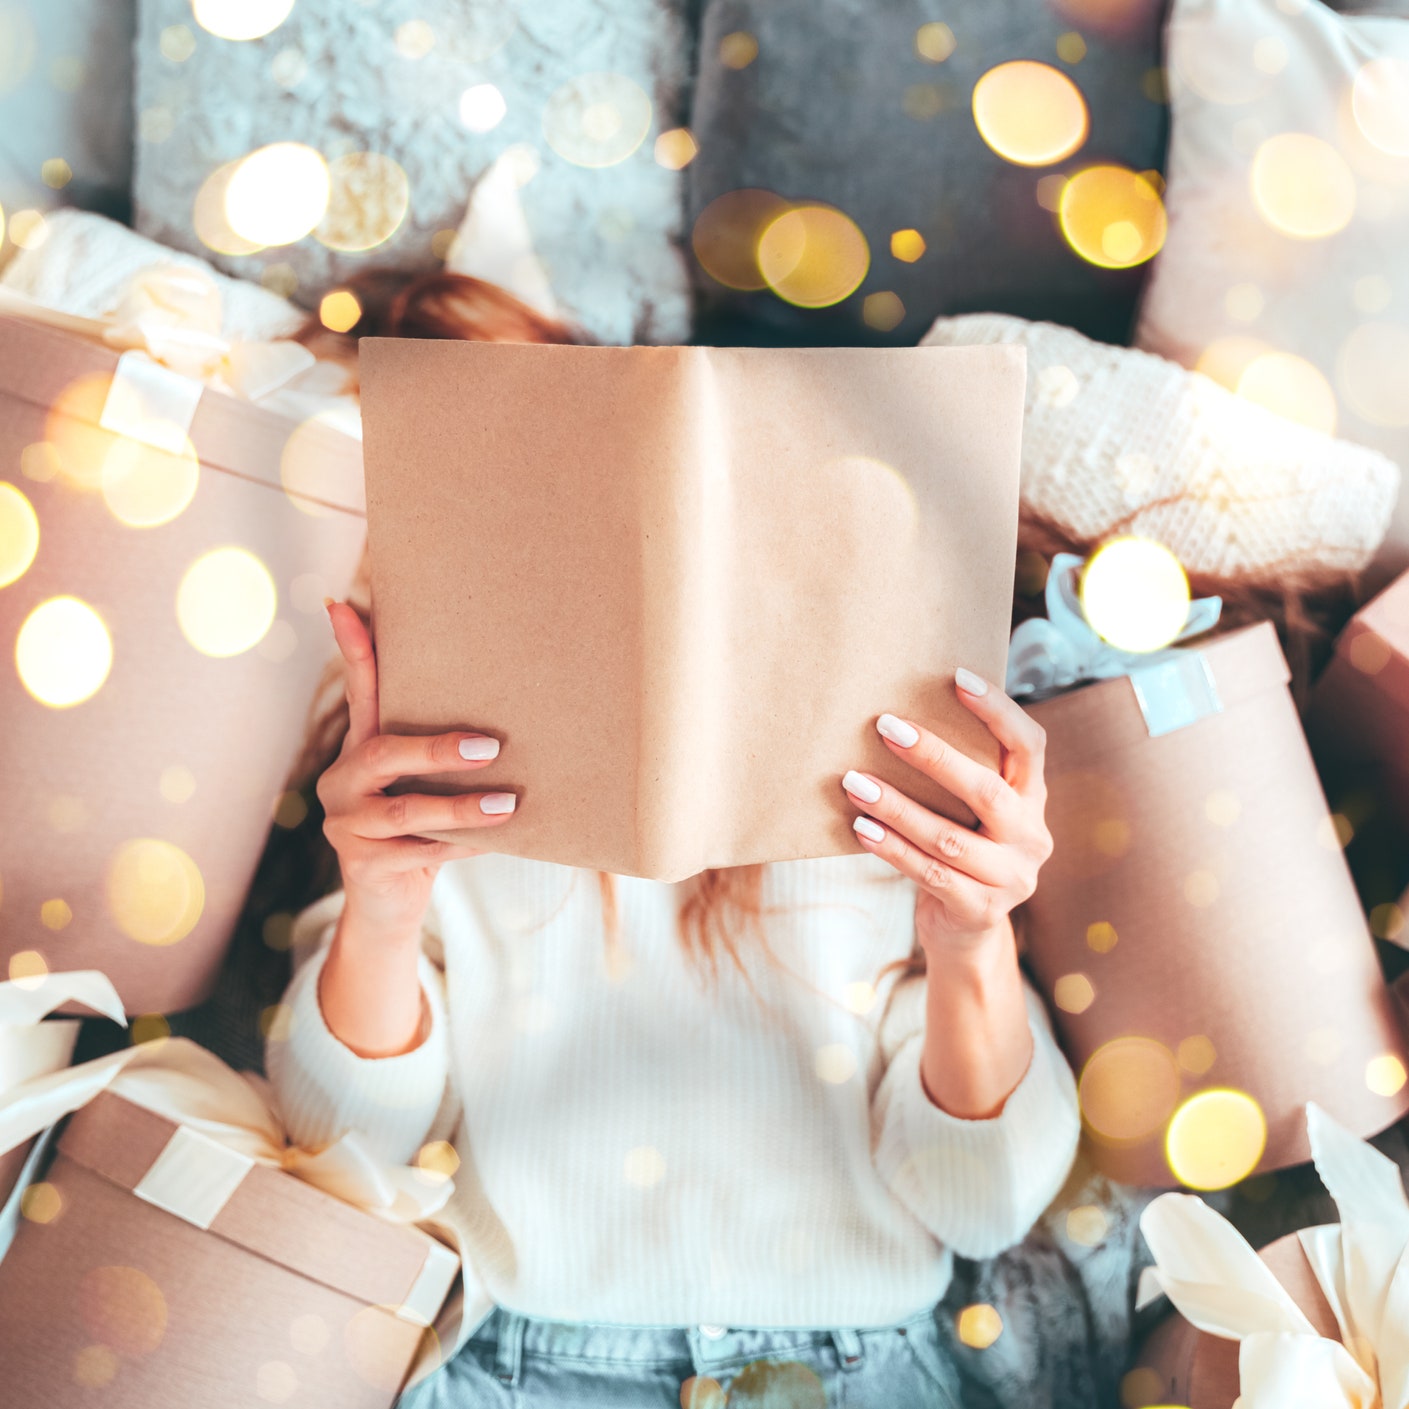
[266,938,451,1166]
[877,990,1080,1260]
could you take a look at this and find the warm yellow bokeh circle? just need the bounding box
[757,205,870,309]
[224,143,331,247]
[1165,1088,1267,1190]
[972,61,1089,167]
[0,481,40,587]
[191,0,294,41]
[15,596,113,707]
[176,546,277,657]
[1250,134,1355,241]
[1058,166,1167,269]
[107,838,205,947]
[1080,538,1191,654]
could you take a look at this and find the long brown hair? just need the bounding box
[256,266,1360,980]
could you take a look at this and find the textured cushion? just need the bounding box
[686,0,1176,349]
[0,0,136,259]
[922,313,1400,579]
[1135,0,1409,569]
[132,0,692,344]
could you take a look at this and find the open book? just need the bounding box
[359,341,1024,881]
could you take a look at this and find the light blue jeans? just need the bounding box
[399,1305,964,1408]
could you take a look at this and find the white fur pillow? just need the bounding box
[131,0,692,345]
[921,313,1400,580]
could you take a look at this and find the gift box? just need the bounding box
[0,1040,461,1407]
[358,339,1025,881]
[0,298,365,1013]
[1130,1105,1408,1409]
[1023,620,1409,1186]
[1305,569,1409,842]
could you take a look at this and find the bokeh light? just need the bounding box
[1086,920,1118,952]
[176,546,277,656]
[1058,166,1167,269]
[281,411,359,516]
[459,83,507,134]
[1353,57,1409,157]
[40,898,73,931]
[1066,1204,1109,1246]
[1080,538,1190,653]
[815,1043,858,1083]
[956,1303,1004,1350]
[1367,1053,1408,1097]
[72,1346,119,1389]
[1235,351,1338,435]
[78,1265,167,1356]
[654,128,698,170]
[8,949,47,985]
[757,205,870,308]
[623,1145,666,1187]
[1165,1089,1267,1190]
[1251,134,1355,240]
[1080,1037,1181,1143]
[16,596,113,707]
[1054,973,1096,1014]
[719,31,759,70]
[19,1181,61,1223]
[256,1361,299,1403]
[160,764,197,804]
[1338,323,1409,428]
[194,159,266,256]
[191,0,294,41]
[915,22,956,63]
[394,19,435,59]
[681,1377,727,1409]
[0,482,39,587]
[316,152,409,253]
[319,290,362,334]
[543,73,652,169]
[224,143,332,247]
[107,838,205,947]
[691,188,792,291]
[891,228,926,262]
[972,61,1089,166]
[862,291,905,332]
[415,1140,460,1182]
[100,436,200,528]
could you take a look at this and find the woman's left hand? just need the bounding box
[841,668,1053,956]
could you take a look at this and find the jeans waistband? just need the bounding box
[471,1305,938,1384]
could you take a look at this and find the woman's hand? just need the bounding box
[319,600,515,944]
[841,667,1052,957]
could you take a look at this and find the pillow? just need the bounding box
[0,0,136,268]
[922,312,1400,580]
[131,0,692,345]
[1135,0,1409,569]
[686,0,1174,349]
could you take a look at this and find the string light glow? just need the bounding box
[1080,538,1191,653]
[1251,134,1355,240]
[1058,166,1166,269]
[16,596,113,707]
[107,838,205,947]
[1236,351,1338,435]
[972,61,1089,166]
[191,0,294,41]
[316,152,409,253]
[543,73,652,169]
[691,188,792,291]
[1079,1036,1181,1143]
[100,435,200,528]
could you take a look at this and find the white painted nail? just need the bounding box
[854,815,885,843]
[955,667,989,697]
[459,736,500,761]
[479,792,516,815]
[842,770,882,803]
[877,714,919,748]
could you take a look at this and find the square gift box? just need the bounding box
[1023,622,1409,1186]
[0,1089,457,1406]
[0,311,366,1014]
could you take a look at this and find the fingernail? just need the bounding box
[854,815,885,843]
[842,769,882,804]
[459,736,500,761]
[955,667,989,697]
[479,792,516,815]
[877,714,919,748]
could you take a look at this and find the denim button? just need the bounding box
[698,1324,728,1340]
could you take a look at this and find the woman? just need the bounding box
[268,272,1081,1408]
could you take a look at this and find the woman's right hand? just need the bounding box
[318,599,515,944]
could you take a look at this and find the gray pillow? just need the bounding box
[0,0,136,249]
[132,0,694,344]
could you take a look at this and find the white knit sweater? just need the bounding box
[267,850,1081,1330]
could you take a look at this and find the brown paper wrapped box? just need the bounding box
[1129,1231,1340,1409]
[1305,569,1409,841]
[1024,623,1409,1186]
[0,1089,457,1406]
[0,312,365,1013]
[359,341,1025,881]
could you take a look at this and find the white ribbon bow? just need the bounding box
[1139,1103,1409,1409]
[1006,552,1223,700]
